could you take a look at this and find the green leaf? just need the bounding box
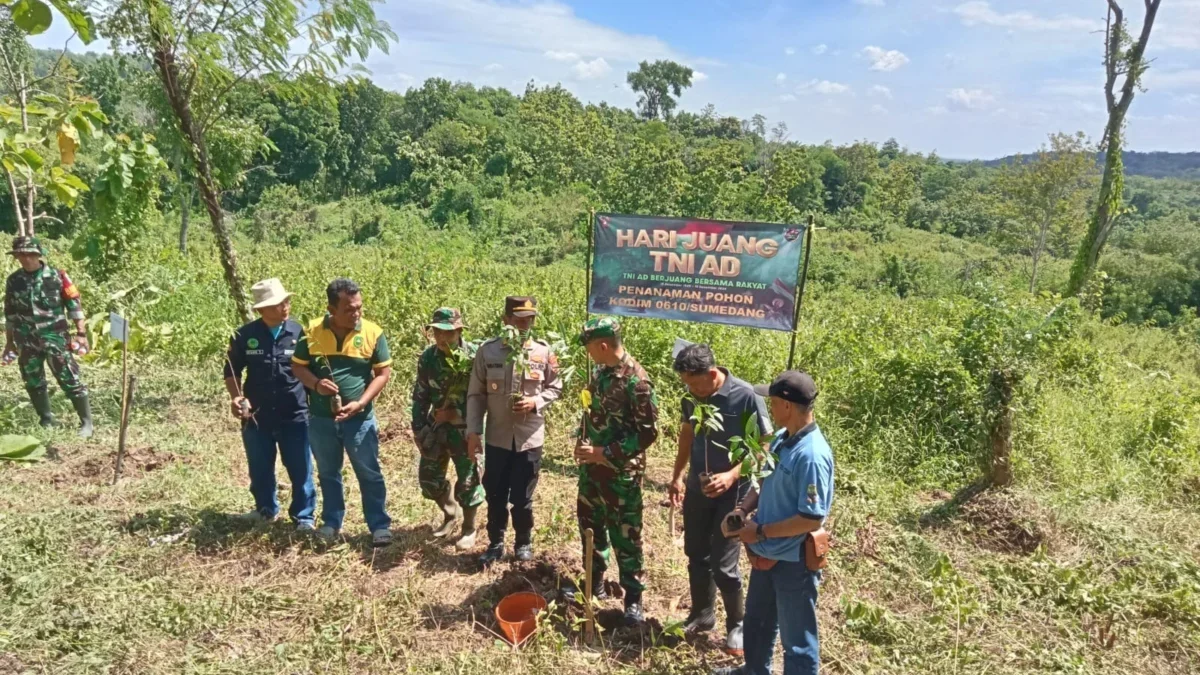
[0,435,46,462]
[11,0,53,35]
[18,148,44,171]
[46,0,94,44]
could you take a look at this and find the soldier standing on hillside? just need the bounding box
[574,317,659,626]
[2,236,93,438]
[466,296,563,567]
[412,307,485,550]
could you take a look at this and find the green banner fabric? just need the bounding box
[589,213,806,332]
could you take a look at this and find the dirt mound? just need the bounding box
[958,489,1045,555]
[55,446,177,485]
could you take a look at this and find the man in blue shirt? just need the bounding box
[223,278,316,531]
[715,371,833,675]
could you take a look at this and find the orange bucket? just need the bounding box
[495,591,547,646]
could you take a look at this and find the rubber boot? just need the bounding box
[721,586,745,656]
[70,394,93,439]
[432,492,460,538]
[29,388,56,428]
[684,571,717,634]
[455,506,479,550]
[623,588,644,626]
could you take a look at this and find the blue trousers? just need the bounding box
[309,415,391,532]
[742,560,821,675]
[242,420,316,524]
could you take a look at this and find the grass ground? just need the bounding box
[1,363,1198,674]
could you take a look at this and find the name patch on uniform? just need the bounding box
[284,349,295,356]
[246,349,265,356]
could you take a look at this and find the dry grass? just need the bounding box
[1,366,1198,674]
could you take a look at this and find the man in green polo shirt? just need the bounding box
[293,278,394,547]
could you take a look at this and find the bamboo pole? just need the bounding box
[583,528,596,644]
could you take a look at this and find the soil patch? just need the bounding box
[958,489,1045,555]
[55,446,177,485]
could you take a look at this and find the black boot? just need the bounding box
[29,388,56,428]
[721,586,745,655]
[684,570,717,634]
[563,573,609,604]
[70,394,93,439]
[623,589,644,626]
[514,531,533,561]
[479,541,505,567]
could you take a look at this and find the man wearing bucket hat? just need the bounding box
[574,317,659,626]
[412,307,485,549]
[466,296,563,566]
[3,236,93,437]
[223,278,316,530]
[715,371,833,675]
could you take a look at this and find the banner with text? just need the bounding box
[589,213,806,331]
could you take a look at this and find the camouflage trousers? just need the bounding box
[16,331,86,399]
[417,423,484,508]
[578,465,645,593]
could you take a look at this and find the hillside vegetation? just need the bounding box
[0,33,1198,675]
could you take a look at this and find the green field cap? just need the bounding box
[580,316,620,344]
[428,307,464,330]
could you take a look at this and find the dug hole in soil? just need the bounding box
[470,549,668,648]
[957,489,1047,555]
[54,446,177,486]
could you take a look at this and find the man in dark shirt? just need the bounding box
[669,343,772,655]
[223,278,315,531]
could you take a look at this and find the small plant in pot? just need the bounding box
[685,393,725,491]
[717,412,774,532]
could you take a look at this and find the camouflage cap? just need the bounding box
[579,316,621,344]
[427,307,464,331]
[10,236,43,256]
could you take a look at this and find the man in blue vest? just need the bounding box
[715,371,833,675]
[223,278,316,530]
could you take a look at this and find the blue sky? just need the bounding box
[32,0,1200,158]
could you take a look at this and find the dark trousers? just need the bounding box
[241,420,316,524]
[684,474,746,599]
[743,560,821,675]
[483,444,543,546]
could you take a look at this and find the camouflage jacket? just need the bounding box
[411,340,479,433]
[583,351,660,476]
[4,264,84,339]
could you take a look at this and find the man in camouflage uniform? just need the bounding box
[412,307,486,550]
[2,236,93,437]
[575,317,659,626]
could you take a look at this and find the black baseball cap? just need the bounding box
[754,371,818,406]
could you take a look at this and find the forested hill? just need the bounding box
[982,151,1200,179]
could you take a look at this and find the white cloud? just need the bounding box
[1159,2,1200,50]
[693,71,709,82]
[812,44,828,55]
[572,57,611,80]
[776,73,788,84]
[869,85,892,99]
[1176,93,1200,105]
[798,79,852,95]
[953,2,1101,32]
[483,63,504,72]
[946,87,995,111]
[780,94,798,102]
[928,105,949,115]
[862,46,909,72]
[855,0,885,6]
[545,50,580,62]
[785,47,796,56]
[871,104,889,115]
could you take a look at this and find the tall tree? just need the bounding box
[1066,0,1163,296]
[997,132,1097,293]
[99,0,393,321]
[626,60,693,121]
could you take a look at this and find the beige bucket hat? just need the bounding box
[251,278,292,309]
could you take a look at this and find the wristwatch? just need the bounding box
[756,522,766,542]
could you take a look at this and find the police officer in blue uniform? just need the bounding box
[223,278,316,530]
[716,371,834,675]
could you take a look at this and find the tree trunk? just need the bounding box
[150,33,252,322]
[988,369,1016,488]
[1029,212,1052,294]
[1066,0,1161,296]
[178,179,192,254]
[17,71,34,237]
